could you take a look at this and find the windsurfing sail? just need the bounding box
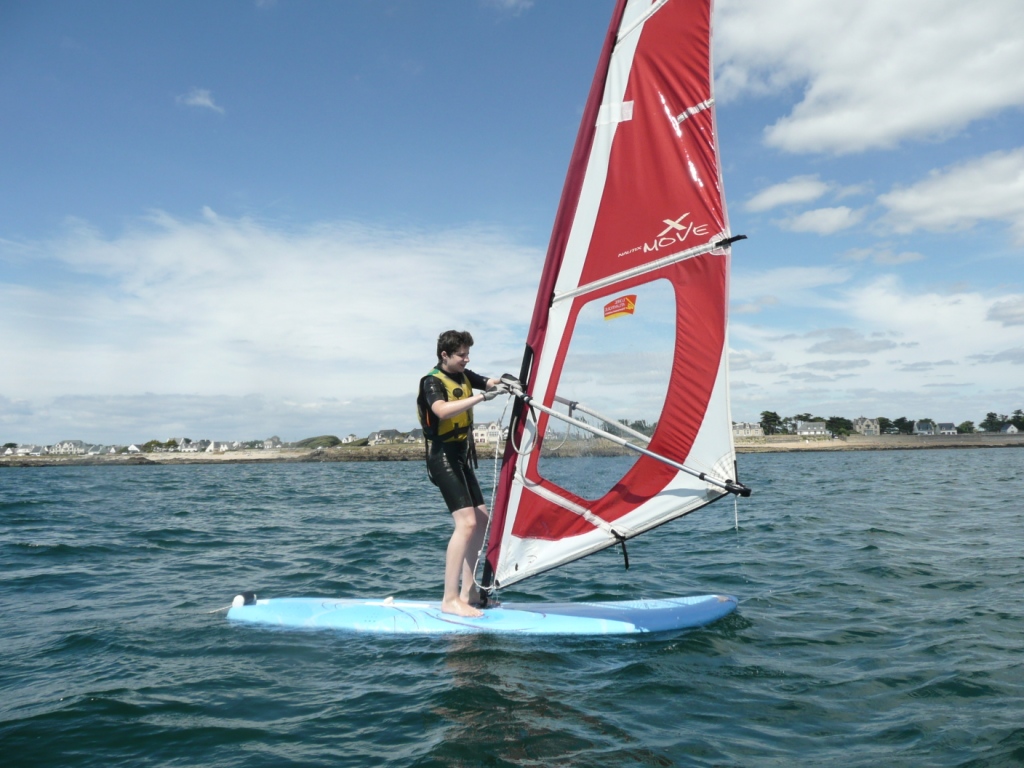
[483,0,748,591]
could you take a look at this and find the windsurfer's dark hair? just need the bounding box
[437,330,474,363]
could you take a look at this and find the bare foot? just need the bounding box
[441,598,483,618]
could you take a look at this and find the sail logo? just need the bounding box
[603,294,636,320]
[618,212,711,258]
[645,213,710,253]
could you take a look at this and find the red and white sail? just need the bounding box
[484,0,741,590]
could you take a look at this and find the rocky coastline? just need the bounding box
[3,432,1023,468]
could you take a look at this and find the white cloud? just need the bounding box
[715,0,1024,154]
[879,148,1024,242]
[898,360,956,372]
[482,0,534,13]
[987,296,1024,326]
[844,247,925,266]
[782,206,865,235]
[731,295,777,315]
[801,359,870,371]
[780,371,838,383]
[834,183,873,201]
[970,348,1024,365]
[805,328,898,355]
[744,175,830,212]
[731,265,851,307]
[728,348,775,371]
[1,212,540,442]
[874,250,924,266]
[728,276,1024,422]
[843,278,1024,363]
[176,87,225,114]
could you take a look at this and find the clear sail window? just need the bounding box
[536,278,677,501]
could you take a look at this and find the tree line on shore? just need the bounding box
[757,410,1024,437]
[7,409,1021,455]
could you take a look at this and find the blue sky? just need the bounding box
[3,0,1023,444]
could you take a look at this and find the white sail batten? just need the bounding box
[674,97,714,125]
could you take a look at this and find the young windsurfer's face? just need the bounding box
[442,346,470,373]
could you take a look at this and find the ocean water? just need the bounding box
[1,448,1022,767]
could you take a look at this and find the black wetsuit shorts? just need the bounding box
[428,440,485,513]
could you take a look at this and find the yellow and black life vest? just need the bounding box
[417,368,473,443]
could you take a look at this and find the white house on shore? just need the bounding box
[51,440,87,455]
[732,422,764,438]
[852,417,880,437]
[473,422,503,444]
[796,421,827,436]
[368,429,403,445]
[937,422,957,435]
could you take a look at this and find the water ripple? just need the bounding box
[1,450,1023,766]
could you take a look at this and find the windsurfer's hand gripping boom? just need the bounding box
[481,383,508,401]
[480,373,523,401]
[499,373,524,394]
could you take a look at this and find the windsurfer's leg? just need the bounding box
[442,505,483,617]
[460,504,488,606]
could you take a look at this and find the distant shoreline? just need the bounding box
[734,432,1024,453]
[3,433,1023,467]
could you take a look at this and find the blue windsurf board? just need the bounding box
[226,593,737,635]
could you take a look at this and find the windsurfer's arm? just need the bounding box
[427,370,503,420]
[430,392,488,420]
[423,375,488,420]
[466,370,500,391]
[469,370,505,400]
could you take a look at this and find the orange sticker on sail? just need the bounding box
[603,294,637,320]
